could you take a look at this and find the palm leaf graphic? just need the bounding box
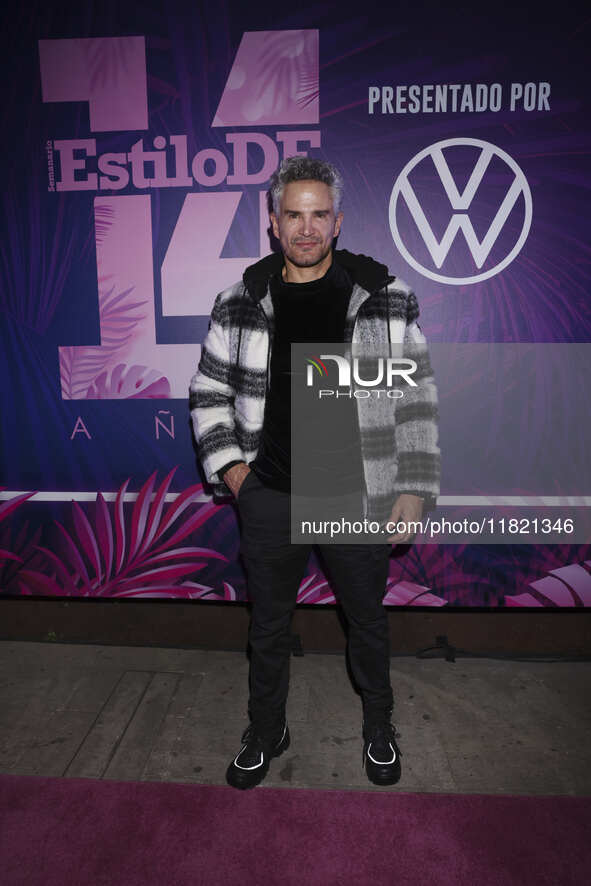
[0,490,36,572]
[93,205,115,247]
[297,573,334,604]
[505,560,591,607]
[87,37,138,91]
[10,486,587,605]
[1,492,48,595]
[1,522,43,589]
[239,31,318,121]
[60,283,148,399]
[0,490,36,523]
[28,470,227,597]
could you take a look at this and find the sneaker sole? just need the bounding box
[366,768,402,786]
[364,759,402,786]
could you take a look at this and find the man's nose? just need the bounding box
[300,216,314,236]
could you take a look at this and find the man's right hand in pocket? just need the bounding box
[223,462,251,498]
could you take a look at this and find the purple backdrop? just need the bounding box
[1,0,590,607]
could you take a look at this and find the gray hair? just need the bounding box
[269,156,344,215]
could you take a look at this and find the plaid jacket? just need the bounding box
[189,249,440,523]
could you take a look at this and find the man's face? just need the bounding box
[270,180,343,270]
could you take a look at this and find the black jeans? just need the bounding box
[237,470,394,736]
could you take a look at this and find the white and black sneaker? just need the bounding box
[362,720,402,786]
[226,722,290,790]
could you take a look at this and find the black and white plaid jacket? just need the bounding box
[189,249,440,523]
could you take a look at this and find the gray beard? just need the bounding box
[284,243,332,269]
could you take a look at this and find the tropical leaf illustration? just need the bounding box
[0,521,45,595]
[19,470,229,597]
[395,540,591,608]
[87,363,170,398]
[0,490,35,562]
[93,205,116,246]
[383,579,446,606]
[380,540,470,606]
[60,282,149,398]
[3,486,589,605]
[257,32,318,113]
[0,490,45,594]
[0,490,36,525]
[117,580,240,601]
[80,206,116,262]
[296,569,448,606]
[297,573,335,604]
[87,37,138,90]
[505,561,591,607]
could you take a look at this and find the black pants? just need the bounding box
[237,470,394,736]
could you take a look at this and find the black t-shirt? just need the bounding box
[251,259,365,496]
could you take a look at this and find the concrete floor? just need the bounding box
[0,640,590,795]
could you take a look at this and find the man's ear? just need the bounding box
[334,211,344,237]
[270,212,279,239]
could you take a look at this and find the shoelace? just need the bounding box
[235,725,268,767]
[241,724,260,744]
[239,724,282,761]
[362,722,402,767]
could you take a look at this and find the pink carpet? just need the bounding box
[1,774,589,885]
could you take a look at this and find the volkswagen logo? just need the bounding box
[389,138,533,285]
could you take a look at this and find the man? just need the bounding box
[189,156,440,790]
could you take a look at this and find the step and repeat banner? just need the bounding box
[1,0,590,606]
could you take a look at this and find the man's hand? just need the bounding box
[224,462,251,498]
[386,493,424,543]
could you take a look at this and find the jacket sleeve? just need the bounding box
[189,292,246,489]
[393,291,441,509]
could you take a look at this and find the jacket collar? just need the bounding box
[242,248,394,302]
